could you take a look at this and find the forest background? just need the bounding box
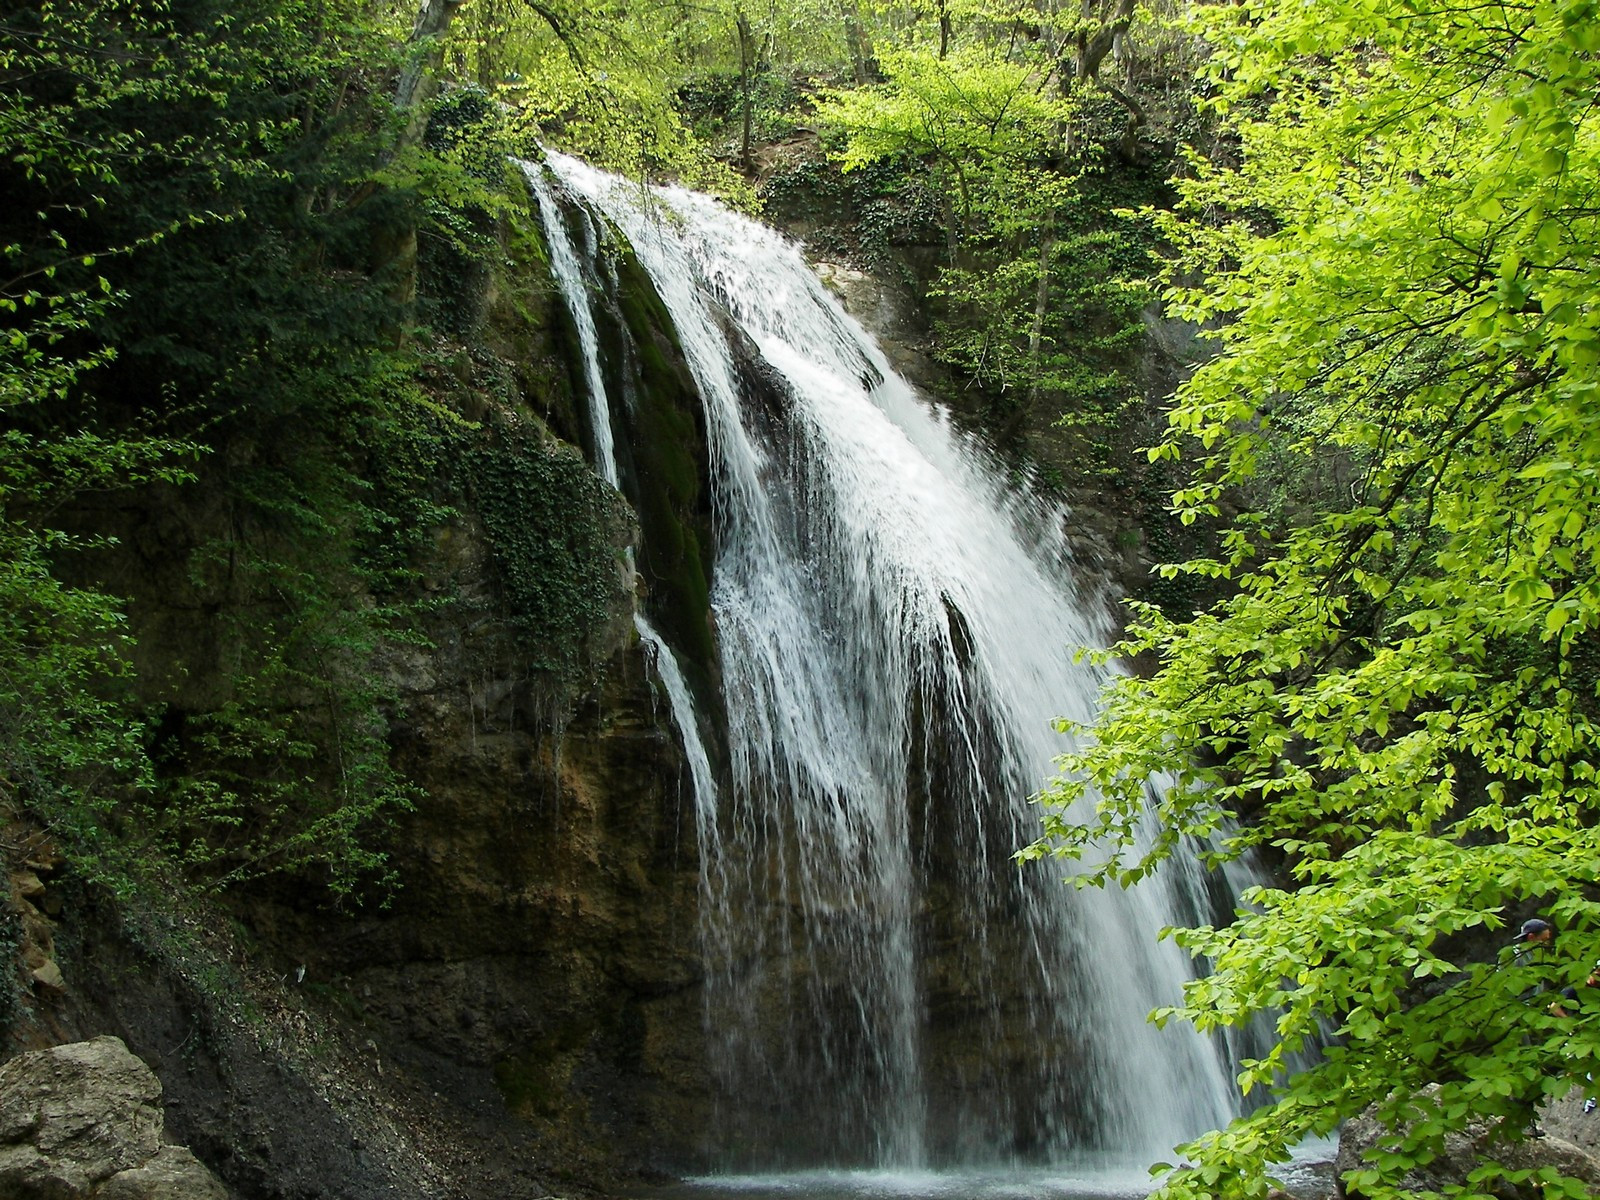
[4,0,1600,1197]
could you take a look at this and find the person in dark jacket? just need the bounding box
[1512,917,1555,958]
[1549,957,1600,1114]
[1506,917,1559,1135]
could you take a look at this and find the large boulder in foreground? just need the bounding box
[0,1035,228,1199]
[1336,1086,1600,1199]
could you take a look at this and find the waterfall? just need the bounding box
[526,151,1248,1172]
[526,163,619,488]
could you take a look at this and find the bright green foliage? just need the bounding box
[1023,0,1600,1194]
[816,46,1069,189]
[815,43,1155,462]
[445,0,757,200]
[811,42,1069,344]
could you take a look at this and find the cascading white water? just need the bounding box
[527,165,619,488]
[523,161,736,1038]
[526,150,1248,1172]
[525,157,731,929]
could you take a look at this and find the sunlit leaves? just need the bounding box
[815,44,1068,177]
[442,0,766,197]
[1024,0,1600,1193]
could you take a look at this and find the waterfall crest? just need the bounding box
[526,151,1245,1171]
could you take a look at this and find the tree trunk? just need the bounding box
[1050,0,1144,162]
[1101,79,1147,162]
[842,1,879,83]
[1026,234,1055,413]
[736,10,755,174]
[395,0,470,150]
[1052,0,1135,94]
[372,0,470,318]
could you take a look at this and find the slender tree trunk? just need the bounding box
[1052,0,1144,159]
[395,0,469,145]
[842,1,879,83]
[937,0,951,58]
[937,161,969,265]
[1026,234,1055,412]
[939,185,958,265]
[736,10,755,174]
[371,0,470,318]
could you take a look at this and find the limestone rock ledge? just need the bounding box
[0,1035,228,1199]
[1336,1086,1600,1200]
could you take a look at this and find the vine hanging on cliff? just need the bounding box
[465,422,630,680]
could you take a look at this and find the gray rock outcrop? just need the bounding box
[1336,1086,1600,1199]
[0,1036,228,1199]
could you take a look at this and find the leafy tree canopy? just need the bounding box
[1024,0,1600,1194]
[814,43,1068,178]
[811,27,1162,464]
[0,0,456,901]
[443,0,767,195]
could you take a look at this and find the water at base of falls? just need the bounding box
[628,1139,1338,1200]
[526,149,1264,1174]
[638,1165,1160,1200]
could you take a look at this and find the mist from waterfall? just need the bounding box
[524,151,1248,1173]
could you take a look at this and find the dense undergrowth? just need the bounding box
[0,0,626,919]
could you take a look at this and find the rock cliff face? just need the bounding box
[231,617,711,1171]
[302,611,713,1176]
[33,521,713,1196]
[0,195,720,1198]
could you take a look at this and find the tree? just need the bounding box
[814,42,1154,458]
[445,0,759,193]
[0,0,452,899]
[1022,0,1600,1195]
[815,44,1069,215]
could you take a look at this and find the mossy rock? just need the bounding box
[483,190,588,448]
[593,239,718,686]
[464,421,634,681]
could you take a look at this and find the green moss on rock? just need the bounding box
[464,423,632,680]
[599,242,717,681]
[482,187,589,447]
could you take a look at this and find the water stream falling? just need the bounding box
[524,152,1250,1177]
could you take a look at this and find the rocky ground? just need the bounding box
[7,988,1600,1200]
[9,868,560,1199]
[1328,1085,1600,1200]
[0,1036,227,1200]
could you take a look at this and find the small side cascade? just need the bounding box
[522,162,620,487]
[523,150,1254,1172]
[524,158,725,909]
